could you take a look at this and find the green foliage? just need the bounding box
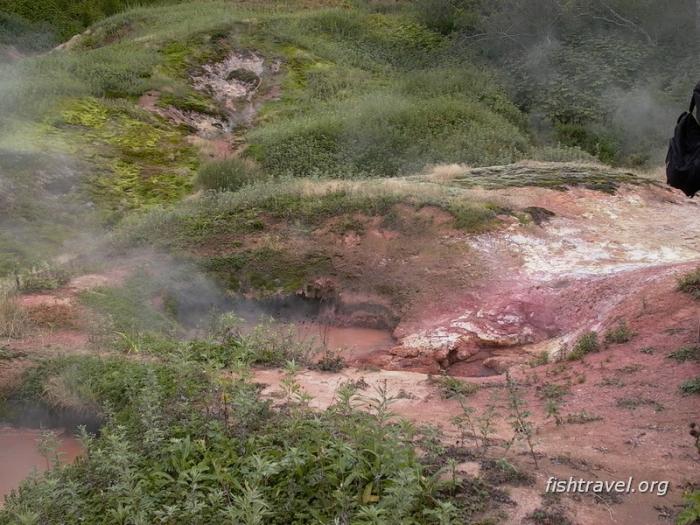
[677,490,700,525]
[480,458,533,486]
[564,411,602,425]
[677,267,700,300]
[603,320,634,345]
[528,351,549,367]
[0,11,56,50]
[0,0,173,41]
[314,348,347,372]
[668,346,700,363]
[537,383,569,401]
[413,0,479,35]
[1,352,476,524]
[680,377,700,396]
[249,90,528,178]
[431,375,479,399]
[80,274,180,353]
[463,0,698,166]
[615,397,664,412]
[566,331,600,361]
[16,263,70,293]
[118,177,503,257]
[56,97,197,215]
[195,158,264,192]
[242,8,529,178]
[204,248,332,294]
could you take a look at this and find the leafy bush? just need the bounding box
[1,353,478,524]
[314,348,347,372]
[668,346,700,363]
[16,264,70,293]
[566,331,599,361]
[431,375,479,399]
[528,351,549,367]
[680,377,700,395]
[677,490,700,525]
[604,320,634,345]
[195,158,264,192]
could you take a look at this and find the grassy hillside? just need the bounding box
[0,0,543,275]
[0,0,173,43]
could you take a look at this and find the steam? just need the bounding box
[467,0,698,165]
[606,86,678,163]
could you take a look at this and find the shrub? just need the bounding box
[564,411,603,424]
[616,397,664,412]
[195,158,264,192]
[413,0,479,35]
[604,320,634,345]
[314,349,346,372]
[17,264,70,292]
[677,490,700,525]
[677,267,700,300]
[529,350,549,367]
[537,382,569,401]
[567,331,599,361]
[668,346,700,363]
[431,375,479,399]
[1,353,484,524]
[680,377,700,395]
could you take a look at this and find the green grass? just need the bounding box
[0,0,535,279]
[117,177,504,246]
[0,0,178,41]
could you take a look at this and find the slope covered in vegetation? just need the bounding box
[1,1,699,524]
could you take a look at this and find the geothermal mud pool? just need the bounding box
[0,426,82,504]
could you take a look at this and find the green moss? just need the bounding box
[55,97,197,214]
[159,90,220,116]
[203,248,332,294]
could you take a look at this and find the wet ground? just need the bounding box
[0,425,82,504]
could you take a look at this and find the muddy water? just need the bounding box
[291,323,395,362]
[0,426,83,504]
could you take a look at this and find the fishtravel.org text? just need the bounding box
[545,477,669,496]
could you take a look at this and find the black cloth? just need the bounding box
[665,80,700,197]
